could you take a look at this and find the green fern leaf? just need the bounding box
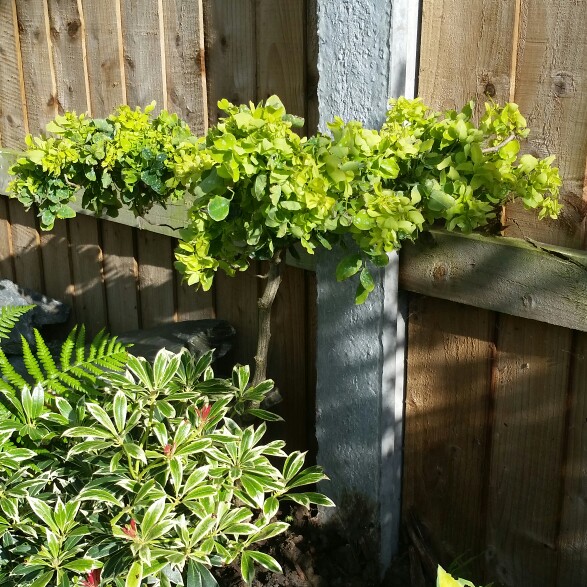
[34,329,58,377]
[59,326,76,370]
[0,305,34,342]
[75,326,86,364]
[21,336,45,382]
[0,348,27,391]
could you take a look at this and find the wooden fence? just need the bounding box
[0,0,316,453]
[402,1,587,586]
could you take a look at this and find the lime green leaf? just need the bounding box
[207,196,230,221]
[126,560,143,587]
[335,254,362,282]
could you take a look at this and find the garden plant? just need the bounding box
[0,305,332,586]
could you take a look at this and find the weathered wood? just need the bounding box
[47,0,89,113]
[8,202,42,291]
[82,0,125,115]
[256,0,305,120]
[68,214,107,335]
[268,264,307,451]
[399,229,587,333]
[486,317,571,587]
[202,0,255,123]
[175,271,215,322]
[14,0,57,134]
[101,220,139,333]
[137,230,174,329]
[119,0,164,108]
[0,198,15,280]
[505,0,587,248]
[161,0,207,134]
[557,331,587,587]
[0,1,27,147]
[403,297,494,576]
[305,270,318,458]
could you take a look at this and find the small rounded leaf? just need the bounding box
[207,196,230,221]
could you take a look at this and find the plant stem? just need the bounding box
[251,251,284,388]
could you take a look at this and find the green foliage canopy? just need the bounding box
[8,96,561,302]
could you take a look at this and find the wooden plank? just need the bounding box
[175,272,215,322]
[161,0,207,134]
[399,229,587,333]
[8,201,42,291]
[403,296,494,575]
[486,317,571,587]
[14,0,57,134]
[136,230,174,329]
[305,270,318,459]
[47,0,89,113]
[0,1,27,147]
[68,214,107,335]
[214,265,259,368]
[557,331,587,587]
[0,198,15,280]
[81,0,125,115]
[268,264,307,451]
[419,0,516,111]
[305,0,318,134]
[119,0,164,108]
[101,220,140,333]
[256,0,305,119]
[38,220,73,310]
[202,0,255,123]
[505,0,587,249]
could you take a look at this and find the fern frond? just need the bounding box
[60,327,76,370]
[21,337,44,382]
[0,348,27,391]
[34,329,58,377]
[75,326,86,363]
[0,305,34,342]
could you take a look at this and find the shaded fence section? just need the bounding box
[0,0,317,453]
[402,1,587,586]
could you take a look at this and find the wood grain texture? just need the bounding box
[0,198,15,280]
[137,230,174,329]
[14,0,57,134]
[47,0,89,113]
[399,229,587,332]
[81,0,125,115]
[256,0,305,119]
[486,317,571,587]
[101,220,139,333]
[161,0,207,134]
[8,201,42,291]
[119,0,164,108]
[202,0,255,123]
[0,1,27,147]
[175,272,215,322]
[403,297,494,574]
[38,220,73,310]
[68,214,107,335]
[505,0,587,248]
[557,331,587,587]
[268,264,307,451]
[418,0,516,112]
[305,270,318,460]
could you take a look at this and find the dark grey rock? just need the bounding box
[118,320,236,362]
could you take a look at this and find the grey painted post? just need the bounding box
[315,0,420,576]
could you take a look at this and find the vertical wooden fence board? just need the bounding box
[305,0,319,134]
[0,199,15,280]
[418,0,516,111]
[202,0,256,122]
[256,0,305,118]
[175,274,215,322]
[120,0,164,109]
[68,214,107,335]
[403,297,494,573]
[487,317,571,587]
[557,331,587,587]
[268,264,307,451]
[81,0,125,115]
[14,0,56,134]
[0,1,27,147]
[47,0,89,113]
[305,270,318,459]
[39,221,73,311]
[161,0,207,134]
[101,221,139,333]
[8,203,42,292]
[215,267,259,368]
[137,231,174,329]
[505,0,587,248]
